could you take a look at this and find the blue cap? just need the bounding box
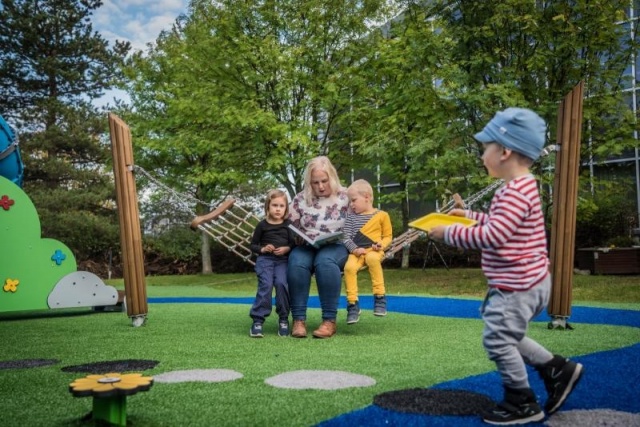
[474,108,546,161]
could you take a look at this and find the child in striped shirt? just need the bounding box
[430,108,583,425]
[342,179,392,324]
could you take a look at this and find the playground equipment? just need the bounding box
[69,372,153,427]
[189,198,436,267]
[0,115,23,187]
[548,81,584,329]
[0,113,119,315]
[0,175,119,314]
[108,114,148,327]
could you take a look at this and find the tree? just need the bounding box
[121,0,397,273]
[0,0,131,268]
[429,0,639,203]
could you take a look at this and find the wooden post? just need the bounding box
[108,113,148,327]
[548,81,584,329]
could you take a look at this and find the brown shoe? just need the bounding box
[291,320,307,338]
[312,320,336,339]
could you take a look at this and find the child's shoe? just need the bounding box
[346,302,361,324]
[482,387,544,425]
[373,295,387,316]
[250,322,264,338]
[278,319,289,337]
[537,355,584,414]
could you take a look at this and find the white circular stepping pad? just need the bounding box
[265,370,376,390]
[153,369,243,383]
[546,409,640,427]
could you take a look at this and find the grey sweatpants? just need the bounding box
[481,274,554,389]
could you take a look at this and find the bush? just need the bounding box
[574,178,638,248]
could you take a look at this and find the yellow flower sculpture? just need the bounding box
[69,373,153,398]
[3,278,19,292]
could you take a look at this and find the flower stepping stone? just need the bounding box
[69,372,153,426]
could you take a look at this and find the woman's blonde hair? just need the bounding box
[302,156,341,205]
[264,189,289,219]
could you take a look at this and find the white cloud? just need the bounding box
[90,0,188,107]
[92,0,188,52]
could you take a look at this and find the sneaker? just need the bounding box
[373,295,387,316]
[346,302,361,324]
[482,387,544,425]
[537,355,584,414]
[291,320,307,338]
[278,319,289,337]
[249,322,263,338]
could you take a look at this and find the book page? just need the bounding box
[288,224,343,248]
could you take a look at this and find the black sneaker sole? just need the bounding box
[546,363,584,414]
[483,411,544,425]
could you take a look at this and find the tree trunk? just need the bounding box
[401,246,410,269]
[200,231,212,274]
[400,177,410,269]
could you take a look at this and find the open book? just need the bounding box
[288,224,344,249]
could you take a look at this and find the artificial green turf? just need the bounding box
[1,300,638,426]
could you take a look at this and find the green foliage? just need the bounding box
[145,226,201,261]
[575,178,639,248]
[0,0,130,262]
[122,0,397,200]
[141,225,254,275]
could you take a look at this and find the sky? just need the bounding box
[90,0,189,107]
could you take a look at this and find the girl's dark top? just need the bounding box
[250,219,297,256]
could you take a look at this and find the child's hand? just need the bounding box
[372,242,382,251]
[353,248,366,256]
[262,244,275,253]
[429,226,446,241]
[273,246,290,256]
[448,209,466,217]
[452,193,465,209]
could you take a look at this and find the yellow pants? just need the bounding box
[343,249,386,304]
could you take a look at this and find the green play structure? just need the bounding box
[0,174,119,313]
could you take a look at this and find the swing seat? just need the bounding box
[191,199,426,266]
[191,199,260,266]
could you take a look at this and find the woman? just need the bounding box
[288,156,349,338]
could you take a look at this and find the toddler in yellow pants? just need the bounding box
[342,179,392,323]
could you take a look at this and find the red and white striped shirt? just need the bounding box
[444,174,549,291]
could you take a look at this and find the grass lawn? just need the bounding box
[0,268,638,426]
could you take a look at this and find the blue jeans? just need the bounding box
[249,255,289,323]
[287,243,348,321]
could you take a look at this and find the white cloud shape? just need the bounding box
[48,271,118,309]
